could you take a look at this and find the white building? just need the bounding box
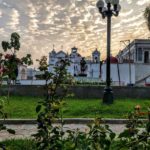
[49,47,101,78]
[17,64,28,80]
[117,39,150,64]
[116,39,150,86]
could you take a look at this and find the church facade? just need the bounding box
[48,47,101,78]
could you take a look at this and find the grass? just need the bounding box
[1,96,150,119]
[3,96,38,119]
[0,139,36,150]
[0,139,129,150]
[63,98,150,118]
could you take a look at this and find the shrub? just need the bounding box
[33,58,150,150]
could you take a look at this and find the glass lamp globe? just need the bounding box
[111,0,119,5]
[117,4,121,11]
[96,0,104,9]
[105,0,111,4]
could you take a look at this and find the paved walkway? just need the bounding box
[0,124,126,141]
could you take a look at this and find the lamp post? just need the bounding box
[96,0,121,104]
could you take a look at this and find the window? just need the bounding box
[137,48,142,61]
[144,51,149,63]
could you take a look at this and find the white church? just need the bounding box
[48,47,101,78]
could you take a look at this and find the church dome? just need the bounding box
[110,56,118,63]
[105,56,118,63]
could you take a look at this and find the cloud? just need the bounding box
[136,0,150,6]
[0,0,149,67]
[7,8,20,30]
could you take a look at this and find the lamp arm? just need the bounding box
[112,11,119,16]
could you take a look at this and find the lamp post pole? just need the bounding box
[96,0,121,104]
[106,3,111,89]
[103,3,112,104]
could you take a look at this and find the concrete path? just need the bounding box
[0,124,126,141]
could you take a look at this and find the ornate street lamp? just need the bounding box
[96,0,121,104]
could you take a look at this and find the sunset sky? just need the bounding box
[0,0,150,67]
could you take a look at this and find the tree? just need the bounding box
[1,32,33,83]
[144,5,150,31]
[33,59,74,150]
[1,32,33,99]
[36,56,49,80]
[0,33,33,149]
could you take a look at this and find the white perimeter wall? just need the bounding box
[87,63,100,78]
[135,64,150,81]
[101,63,135,85]
[19,64,139,85]
[19,80,46,85]
[67,63,100,78]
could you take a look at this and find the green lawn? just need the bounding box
[0,139,36,150]
[1,96,150,119]
[0,139,128,150]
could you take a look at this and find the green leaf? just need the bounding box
[36,105,41,113]
[110,132,116,140]
[2,41,9,51]
[0,105,3,109]
[119,129,131,138]
[146,122,150,132]
[7,129,15,134]
[0,124,6,130]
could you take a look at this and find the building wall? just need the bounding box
[66,63,100,78]
[27,68,36,80]
[19,80,46,85]
[19,63,150,86]
[86,63,100,78]
[117,39,150,64]
[67,63,80,76]
[17,65,27,80]
[101,63,135,85]
[135,64,150,81]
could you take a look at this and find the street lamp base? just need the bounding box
[103,87,113,104]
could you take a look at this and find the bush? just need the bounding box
[33,59,150,150]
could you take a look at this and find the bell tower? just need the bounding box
[92,48,100,63]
